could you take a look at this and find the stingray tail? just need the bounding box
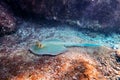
[64,43,101,47]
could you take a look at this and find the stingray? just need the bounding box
[30,39,101,55]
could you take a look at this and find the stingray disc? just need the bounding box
[30,42,67,55]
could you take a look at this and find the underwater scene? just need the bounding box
[0,0,120,80]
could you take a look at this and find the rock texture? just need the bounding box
[0,1,16,36]
[4,0,120,32]
[0,46,120,80]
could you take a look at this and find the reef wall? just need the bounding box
[0,0,120,35]
[4,0,120,33]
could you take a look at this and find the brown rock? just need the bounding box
[1,46,120,79]
[0,48,106,80]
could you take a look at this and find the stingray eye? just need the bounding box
[35,41,40,47]
[40,44,42,47]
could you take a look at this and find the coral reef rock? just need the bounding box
[0,2,16,35]
[5,0,120,32]
[0,46,120,80]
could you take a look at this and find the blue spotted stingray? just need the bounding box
[30,39,101,55]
